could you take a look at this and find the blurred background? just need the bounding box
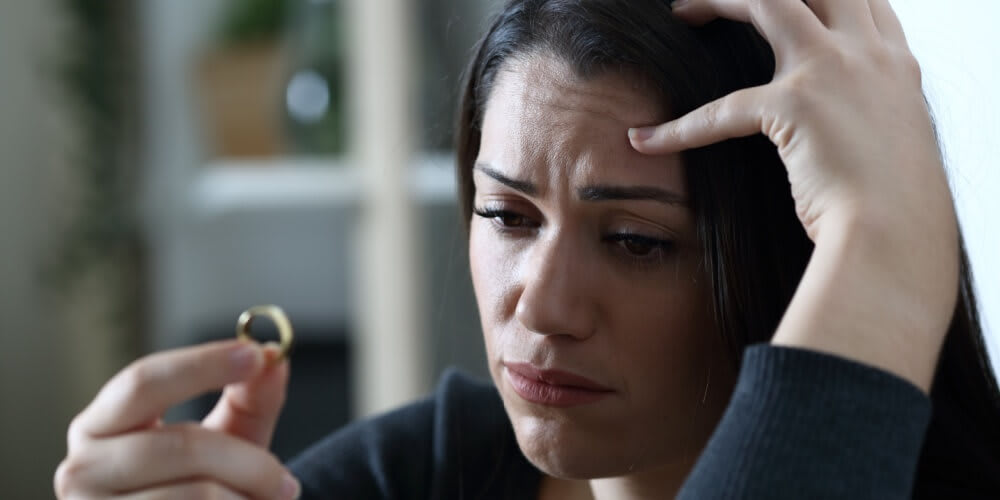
[0,0,997,497]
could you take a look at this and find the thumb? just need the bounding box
[202,343,290,447]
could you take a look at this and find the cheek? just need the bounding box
[604,262,717,394]
[468,222,493,315]
[624,290,711,364]
[468,223,512,348]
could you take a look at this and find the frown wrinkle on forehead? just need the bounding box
[479,52,680,196]
[474,162,688,206]
[496,54,663,128]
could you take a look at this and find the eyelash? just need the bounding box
[472,208,540,231]
[472,207,676,268]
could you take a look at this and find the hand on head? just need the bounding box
[632,0,958,391]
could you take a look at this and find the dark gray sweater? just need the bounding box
[289,345,932,499]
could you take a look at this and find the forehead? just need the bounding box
[479,52,682,189]
[490,54,665,125]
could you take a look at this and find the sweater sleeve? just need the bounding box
[678,344,932,500]
[287,395,436,499]
[286,369,540,500]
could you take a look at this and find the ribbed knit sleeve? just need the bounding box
[678,344,932,500]
[288,369,539,499]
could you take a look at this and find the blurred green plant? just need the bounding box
[220,0,289,44]
[51,1,143,335]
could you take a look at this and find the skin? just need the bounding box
[54,341,299,500]
[55,1,957,499]
[469,54,736,499]
[639,0,957,393]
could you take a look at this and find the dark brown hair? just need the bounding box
[455,0,1000,495]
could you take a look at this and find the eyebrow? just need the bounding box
[475,163,539,196]
[474,163,687,206]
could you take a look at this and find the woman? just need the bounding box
[55,0,1000,499]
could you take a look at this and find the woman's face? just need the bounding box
[469,53,735,479]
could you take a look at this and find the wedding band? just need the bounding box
[236,305,294,360]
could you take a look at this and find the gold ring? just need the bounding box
[236,305,294,360]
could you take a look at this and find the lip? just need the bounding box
[503,362,613,408]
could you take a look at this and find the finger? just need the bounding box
[867,0,909,47]
[629,85,767,154]
[111,480,247,500]
[74,340,266,440]
[807,0,877,35]
[672,0,827,52]
[202,343,290,447]
[76,423,300,499]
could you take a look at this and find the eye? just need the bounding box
[473,207,539,230]
[497,212,528,227]
[621,236,656,256]
[606,233,675,258]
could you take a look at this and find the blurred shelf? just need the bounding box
[154,152,461,348]
[190,153,457,216]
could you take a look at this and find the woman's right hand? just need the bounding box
[631,0,958,392]
[54,340,301,499]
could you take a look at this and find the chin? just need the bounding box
[509,412,642,479]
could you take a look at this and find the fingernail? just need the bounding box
[281,473,301,500]
[629,127,656,143]
[230,343,261,372]
[670,0,691,9]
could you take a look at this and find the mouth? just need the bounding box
[503,362,614,408]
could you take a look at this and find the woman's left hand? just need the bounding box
[629,0,959,391]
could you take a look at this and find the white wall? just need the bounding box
[891,0,1000,372]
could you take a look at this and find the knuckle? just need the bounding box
[864,43,921,84]
[53,457,85,498]
[651,124,677,148]
[899,52,923,82]
[160,425,202,458]
[118,360,157,401]
[780,74,813,113]
[822,47,853,75]
[872,46,922,84]
[698,97,732,134]
[66,414,87,448]
[702,101,724,128]
[252,453,288,497]
[190,481,227,500]
[865,42,893,63]
[53,460,70,497]
[865,44,898,73]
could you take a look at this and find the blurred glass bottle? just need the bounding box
[283,0,345,155]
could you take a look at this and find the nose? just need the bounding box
[514,230,598,340]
